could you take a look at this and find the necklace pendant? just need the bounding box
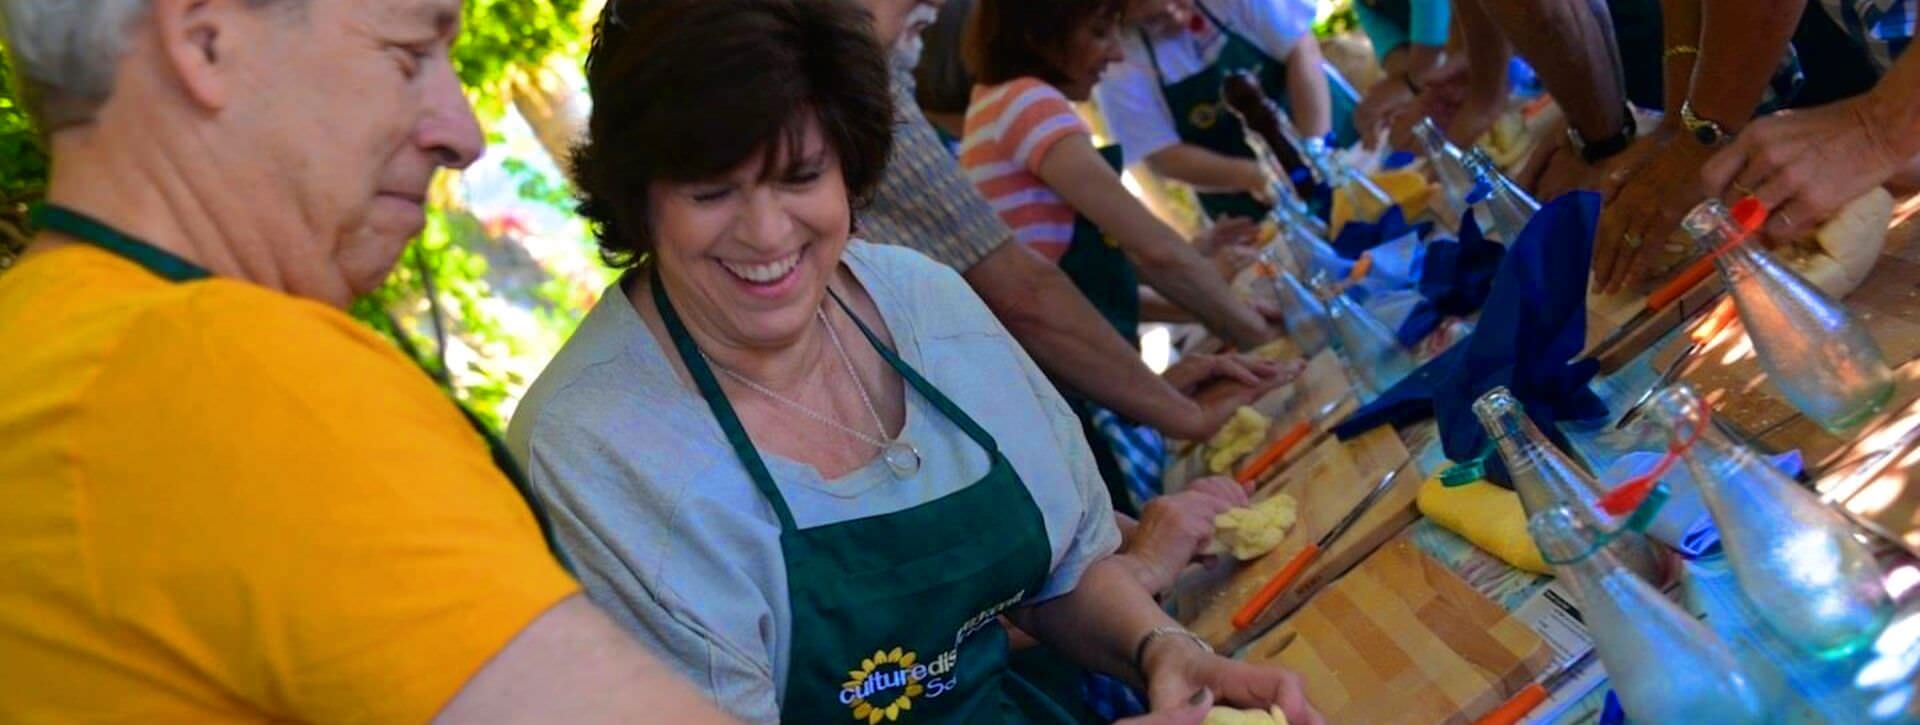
[884,440,922,478]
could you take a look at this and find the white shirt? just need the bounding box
[1095,0,1318,167]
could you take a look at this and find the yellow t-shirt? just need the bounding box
[0,245,579,723]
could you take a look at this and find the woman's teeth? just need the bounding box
[720,253,801,284]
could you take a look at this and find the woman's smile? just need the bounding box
[717,243,811,299]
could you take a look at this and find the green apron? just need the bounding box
[23,203,569,561]
[1143,1,1360,220]
[648,271,1073,724]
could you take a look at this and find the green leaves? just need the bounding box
[1,51,48,266]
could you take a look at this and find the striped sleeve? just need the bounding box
[996,81,1090,175]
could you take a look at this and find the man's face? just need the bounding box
[862,0,943,67]
[220,0,484,305]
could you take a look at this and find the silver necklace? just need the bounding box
[706,306,923,478]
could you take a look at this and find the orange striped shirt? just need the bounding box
[960,78,1089,263]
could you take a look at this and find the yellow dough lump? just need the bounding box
[1791,187,1893,298]
[1209,494,1300,560]
[1206,406,1271,473]
[1204,705,1292,725]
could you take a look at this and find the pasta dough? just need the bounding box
[1207,406,1271,474]
[1209,494,1300,560]
[1791,187,1893,298]
[1203,705,1292,725]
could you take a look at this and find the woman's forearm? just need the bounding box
[1868,49,1920,161]
[1009,556,1189,688]
[1659,0,1700,120]
[1285,42,1334,138]
[1144,144,1268,193]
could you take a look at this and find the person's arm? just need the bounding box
[1479,0,1630,144]
[1283,38,1335,138]
[1036,134,1274,348]
[1141,144,1270,194]
[964,243,1217,440]
[1442,0,1512,146]
[436,596,734,723]
[1687,0,1803,134]
[1702,48,1920,238]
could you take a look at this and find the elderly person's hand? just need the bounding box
[1116,477,1250,592]
[1516,118,1602,202]
[1139,639,1326,725]
[1163,354,1304,440]
[1354,78,1419,149]
[1593,125,1716,293]
[1700,95,1912,242]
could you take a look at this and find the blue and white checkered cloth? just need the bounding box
[1822,0,1914,73]
[1088,404,1168,512]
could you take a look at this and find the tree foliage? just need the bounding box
[1,51,48,268]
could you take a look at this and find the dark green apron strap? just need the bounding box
[648,267,803,532]
[824,290,1001,456]
[1139,27,1169,80]
[1192,2,1249,64]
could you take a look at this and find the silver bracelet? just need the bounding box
[1132,626,1213,681]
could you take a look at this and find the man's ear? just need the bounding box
[148,0,256,111]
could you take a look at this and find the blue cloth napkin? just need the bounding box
[1333,193,1611,474]
[1397,211,1506,347]
[1330,205,1434,261]
[1382,150,1418,170]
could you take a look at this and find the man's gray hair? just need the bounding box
[0,0,298,129]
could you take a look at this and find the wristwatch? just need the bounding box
[1680,100,1734,148]
[1566,104,1638,164]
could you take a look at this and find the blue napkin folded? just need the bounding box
[1330,205,1434,261]
[1396,211,1506,347]
[1333,192,1611,478]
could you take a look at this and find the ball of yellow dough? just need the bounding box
[1203,705,1292,725]
[1209,494,1300,560]
[1206,406,1272,474]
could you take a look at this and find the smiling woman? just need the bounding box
[508,1,1323,723]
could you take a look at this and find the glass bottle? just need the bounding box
[1465,148,1539,245]
[1645,384,1892,658]
[1472,388,1665,583]
[1413,117,1478,222]
[1269,269,1332,356]
[1530,505,1771,724]
[1315,275,1416,394]
[1274,203,1351,282]
[1679,199,1894,432]
[1303,135,1395,226]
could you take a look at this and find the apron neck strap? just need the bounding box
[30,203,211,283]
[822,290,999,456]
[649,266,803,531]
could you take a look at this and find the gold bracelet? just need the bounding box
[1665,44,1701,59]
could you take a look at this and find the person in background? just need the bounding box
[961,0,1302,511]
[513,1,1325,722]
[1703,3,1920,241]
[912,0,974,143]
[1096,0,1352,222]
[859,0,1288,518]
[1352,0,1514,150]
[0,0,726,721]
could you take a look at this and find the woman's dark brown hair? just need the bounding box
[962,0,1129,87]
[572,0,895,267]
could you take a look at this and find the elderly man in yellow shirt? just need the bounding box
[0,1,727,722]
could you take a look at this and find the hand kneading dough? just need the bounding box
[1207,406,1272,473]
[1791,187,1893,298]
[1209,494,1300,560]
[1204,705,1292,725]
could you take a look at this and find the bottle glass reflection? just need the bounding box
[1530,506,1770,724]
[1679,199,1894,432]
[1645,385,1892,658]
[1316,275,1416,394]
[1413,117,1477,222]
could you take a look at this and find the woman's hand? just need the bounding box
[1593,125,1716,293]
[1701,93,1912,241]
[1116,477,1250,592]
[1141,638,1325,725]
[1354,77,1418,148]
[1195,216,1262,256]
[1162,353,1296,395]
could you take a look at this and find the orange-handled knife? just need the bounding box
[1473,650,1599,725]
[1231,467,1402,630]
[1235,421,1312,489]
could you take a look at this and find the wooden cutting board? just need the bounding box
[1175,428,1417,650]
[1165,349,1359,493]
[1240,530,1552,724]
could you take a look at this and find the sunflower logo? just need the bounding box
[841,647,925,723]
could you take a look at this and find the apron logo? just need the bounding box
[839,647,950,723]
[1188,103,1220,130]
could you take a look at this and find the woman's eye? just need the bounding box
[785,170,824,186]
[390,45,428,79]
[691,187,734,203]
